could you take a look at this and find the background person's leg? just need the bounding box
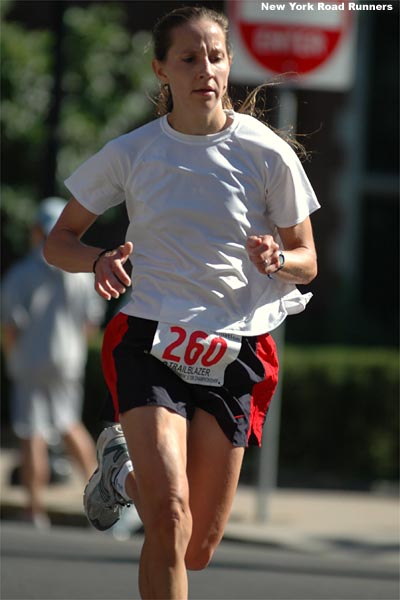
[50,378,97,480]
[63,422,96,480]
[20,435,50,523]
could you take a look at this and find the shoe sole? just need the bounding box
[83,425,126,531]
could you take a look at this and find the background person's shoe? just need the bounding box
[21,510,51,529]
[111,504,143,541]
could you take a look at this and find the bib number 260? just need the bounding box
[163,326,227,367]
[150,324,242,386]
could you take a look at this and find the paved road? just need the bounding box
[1,522,398,600]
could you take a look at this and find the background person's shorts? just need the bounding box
[101,313,279,447]
[11,377,83,441]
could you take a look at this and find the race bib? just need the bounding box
[150,323,242,387]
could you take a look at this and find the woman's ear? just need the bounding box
[152,59,169,85]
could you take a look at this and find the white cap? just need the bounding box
[36,197,67,235]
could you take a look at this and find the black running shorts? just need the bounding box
[101,313,279,447]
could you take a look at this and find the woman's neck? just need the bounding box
[167,108,230,136]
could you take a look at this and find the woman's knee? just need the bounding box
[145,494,193,548]
[185,539,219,571]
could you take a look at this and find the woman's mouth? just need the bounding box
[192,87,216,96]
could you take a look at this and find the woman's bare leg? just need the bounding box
[120,406,192,600]
[185,409,245,570]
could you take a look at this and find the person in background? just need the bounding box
[1,197,105,528]
[44,5,319,598]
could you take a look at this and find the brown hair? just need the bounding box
[152,5,308,159]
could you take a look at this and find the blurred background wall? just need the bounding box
[1,0,398,491]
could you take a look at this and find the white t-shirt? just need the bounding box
[65,111,320,336]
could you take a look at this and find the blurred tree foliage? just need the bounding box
[1,1,155,270]
[58,4,154,186]
[1,15,53,263]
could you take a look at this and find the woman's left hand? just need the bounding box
[246,235,281,277]
[246,218,318,284]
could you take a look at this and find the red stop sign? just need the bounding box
[230,1,351,76]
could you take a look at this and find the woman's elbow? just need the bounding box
[43,229,65,268]
[304,258,318,284]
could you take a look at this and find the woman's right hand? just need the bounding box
[93,242,133,301]
[44,198,133,300]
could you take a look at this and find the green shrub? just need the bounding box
[278,346,399,487]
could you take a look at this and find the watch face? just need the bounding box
[278,252,285,268]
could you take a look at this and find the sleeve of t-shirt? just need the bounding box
[265,144,320,228]
[1,268,30,330]
[64,139,127,215]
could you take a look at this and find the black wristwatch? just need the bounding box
[276,251,285,272]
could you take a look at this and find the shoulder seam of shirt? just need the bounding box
[232,117,272,191]
[116,120,165,175]
[234,115,281,159]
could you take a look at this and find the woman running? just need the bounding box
[44,6,319,599]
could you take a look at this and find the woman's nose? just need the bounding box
[198,57,212,77]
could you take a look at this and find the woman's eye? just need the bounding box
[182,57,194,63]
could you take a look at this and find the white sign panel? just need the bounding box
[227,1,357,90]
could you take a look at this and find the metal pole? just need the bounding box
[255,87,298,522]
[255,323,285,522]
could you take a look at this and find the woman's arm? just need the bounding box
[44,197,132,300]
[246,216,317,285]
[44,198,101,272]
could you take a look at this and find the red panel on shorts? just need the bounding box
[101,312,129,422]
[247,334,279,446]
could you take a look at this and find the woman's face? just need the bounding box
[153,18,231,122]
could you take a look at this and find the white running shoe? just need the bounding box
[83,424,131,531]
